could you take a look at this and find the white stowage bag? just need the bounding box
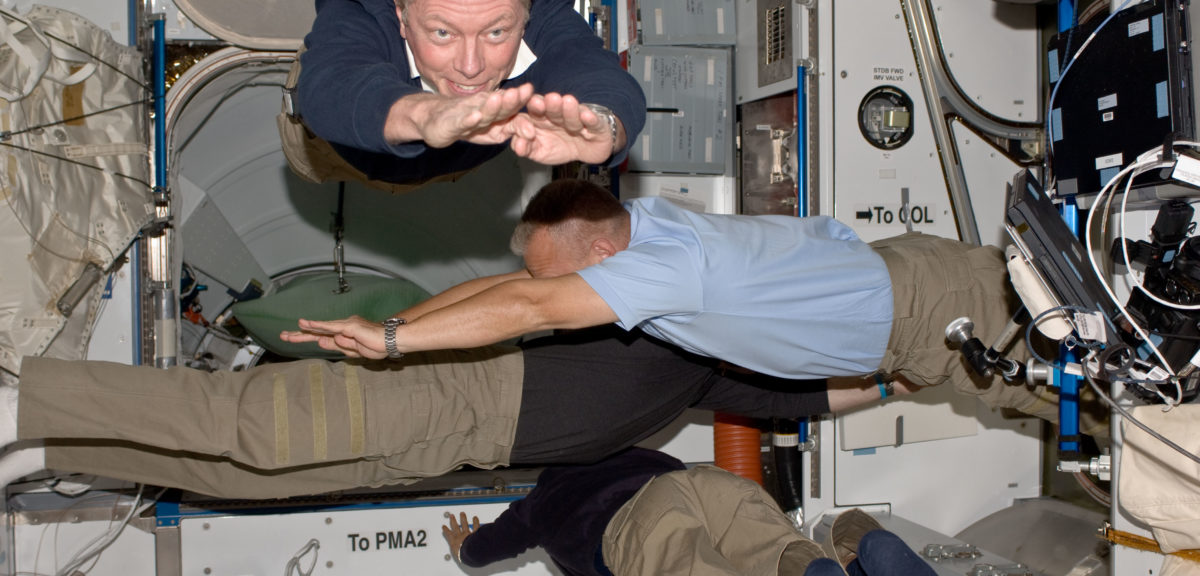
[0,5,152,376]
[1119,404,1200,556]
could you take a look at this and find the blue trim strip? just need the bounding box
[1156,80,1168,118]
[153,17,166,192]
[1050,108,1064,143]
[155,491,532,527]
[1152,13,1164,51]
[1058,0,1075,33]
[1057,200,1082,454]
[796,65,808,217]
[127,0,137,46]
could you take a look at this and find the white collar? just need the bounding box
[406,40,537,93]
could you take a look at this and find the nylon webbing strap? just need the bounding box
[273,373,289,466]
[345,365,365,456]
[309,364,327,461]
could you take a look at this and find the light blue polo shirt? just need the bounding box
[576,198,894,379]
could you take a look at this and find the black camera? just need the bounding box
[1112,199,1200,402]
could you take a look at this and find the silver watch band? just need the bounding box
[383,317,406,360]
[583,103,617,153]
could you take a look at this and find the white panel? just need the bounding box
[181,501,560,575]
[619,173,736,215]
[13,511,156,576]
[86,261,136,364]
[830,0,958,242]
[933,0,1039,123]
[832,400,1041,536]
[952,121,1025,249]
[839,384,978,450]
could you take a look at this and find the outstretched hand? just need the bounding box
[442,511,481,562]
[506,92,617,165]
[279,316,388,359]
[394,83,536,148]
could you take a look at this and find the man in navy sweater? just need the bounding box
[297,0,645,184]
[442,448,941,576]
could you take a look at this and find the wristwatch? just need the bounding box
[583,103,618,153]
[382,317,406,360]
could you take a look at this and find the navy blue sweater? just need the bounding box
[459,447,686,576]
[298,0,646,183]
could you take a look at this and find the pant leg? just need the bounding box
[603,466,808,576]
[804,558,848,576]
[19,347,523,495]
[852,530,937,576]
[870,233,1109,433]
[44,441,419,499]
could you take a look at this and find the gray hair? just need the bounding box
[397,0,532,24]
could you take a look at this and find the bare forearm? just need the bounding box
[395,275,616,353]
[397,270,531,321]
[826,377,919,413]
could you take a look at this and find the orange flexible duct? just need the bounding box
[713,412,763,485]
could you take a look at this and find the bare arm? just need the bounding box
[280,273,617,358]
[826,377,920,413]
[396,269,532,321]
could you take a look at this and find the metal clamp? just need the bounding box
[921,543,982,561]
[967,563,1034,576]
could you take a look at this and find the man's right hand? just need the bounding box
[386,83,535,148]
[442,511,481,562]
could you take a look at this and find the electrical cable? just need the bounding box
[1072,470,1111,508]
[0,98,150,141]
[1083,153,1182,404]
[51,485,161,576]
[1081,351,1200,466]
[1046,0,1137,190]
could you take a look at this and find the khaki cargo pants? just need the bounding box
[17,347,523,499]
[871,232,1107,434]
[602,465,809,576]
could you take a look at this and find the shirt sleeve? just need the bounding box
[457,507,540,567]
[694,372,831,418]
[576,243,703,331]
[297,0,426,157]
[521,0,646,165]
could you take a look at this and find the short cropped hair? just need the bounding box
[511,179,626,256]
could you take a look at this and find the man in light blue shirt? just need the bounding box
[573,197,893,380]
[284,179,1062,422]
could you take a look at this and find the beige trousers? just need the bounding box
[602,466,807,576]
[17,346,523,499]
[871,232,1108,434]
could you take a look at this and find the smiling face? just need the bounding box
[397,0,527,97]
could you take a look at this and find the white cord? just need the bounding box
[52,485,161,576]
[1082,155,1180,392]
[1047,0,1139,187]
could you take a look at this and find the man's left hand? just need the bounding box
[279,316,388,359]
[506,93,622,165]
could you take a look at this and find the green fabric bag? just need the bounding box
[232,272,430,359]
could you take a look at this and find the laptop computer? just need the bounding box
[1004,169,1121,346]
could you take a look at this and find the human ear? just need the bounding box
[592,237,618,261]
[396,6,408,38]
